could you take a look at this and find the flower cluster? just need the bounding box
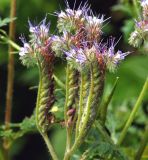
[129,0,148,47]
[51,3,128,72]
[64,38,129,72]
[19,17,53,67]
[18,2,131,157]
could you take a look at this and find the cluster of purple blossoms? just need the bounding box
[19,17,53,67]
[64,38,129,72]
[19,2,129,72]
[51,3,129,72]
[129,0,148,47]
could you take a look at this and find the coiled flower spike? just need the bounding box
[63,38,129,158]
[19,18,55,133]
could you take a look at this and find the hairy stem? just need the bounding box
[117,77,148,145]
[3,0,16,158]
[132,0,140,17]
[135,124,148,160]
[5,0,16,130]
[95,122,114,144]
[42,133,59,160]
[64,65,71,152]
[53,74,65,91]
[99,77,119,125]
[0,35,20,51]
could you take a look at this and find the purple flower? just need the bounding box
[28,17,50,40]
[65,47,87,65]
[19,36,32,56]
[86,15,104,27]
[101,37,130,71]
[19,43,32,56]
[141,0,148,7]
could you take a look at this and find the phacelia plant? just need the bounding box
[0,1,148,160]
[18,2,131,159]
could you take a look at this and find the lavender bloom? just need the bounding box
[85,14,105,41]
[28,18,53,56]
[129,1,148,47]
[56,2,90,33]
[102,38,129,71]
[51,32,70,57]
[19,43,32,56]
[28,17,50,41]
[65,36,129,72]
[57,8,85,33]
[136,20,148,33]
[142,0,148,20]
[19,36,32,56]
[65,48,85,64]
[58,9,83,19]
[129,20,148,47]
[19,18,53,67]
[141,0,148,7]
[86,15,104,27]
[65,47,87,67]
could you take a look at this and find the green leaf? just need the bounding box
[0,115,36,140]
[99,77,119,125]
[121,20,135,43]
[0,17,16,27]
[112,4,133,17]
[20,115,36,133]
[81,142,128,160]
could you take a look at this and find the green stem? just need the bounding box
[7,39,20,51]
[0,35,20,51]
[42,133,59,160]
[3,0,16,159]
[117,77,148,146]
[64,65,71,153]
[5,0,16,130]
[95,122,114,144]
[99,77,119,125]
[53,74,65,91]
[134,124,148,160]
[132,0,140,17]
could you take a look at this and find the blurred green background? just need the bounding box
[0,0,148,159]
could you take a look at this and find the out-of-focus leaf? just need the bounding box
[112,4,134,17]
[99,77,119,125]
[106,55,148,103]
[121,20,135,43]
[0,115,36,141]
[81,142,128,160]
[0,17,16,27]
[20,115,36,133]
[142,146,148,160]
[0,129,14,139]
